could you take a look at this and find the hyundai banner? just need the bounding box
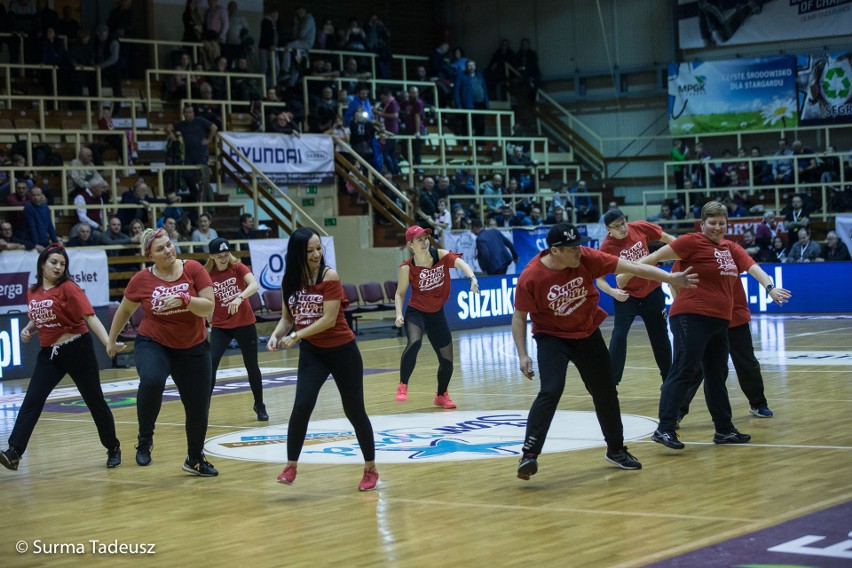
[220,132,335,185]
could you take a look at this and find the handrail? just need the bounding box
[332,135,410,207]
[0,33,25,69]
[145,68,267,109]
[0,62,103,103]
[121,38,203,74]
[217,135,327,236]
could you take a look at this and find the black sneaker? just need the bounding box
[713,430,751,444]
[0,448,21,471]
[135,438,153,466]
[605,447,642,470]
[182,454,219,477]
[652,429,685,450]
[253,403,269,421]
[517,454,538,480]
[106,445,122,468]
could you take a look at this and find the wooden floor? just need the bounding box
[1,314,851,567]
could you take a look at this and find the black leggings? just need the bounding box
[608,287,671,384]
[287,340,375,462]
[400,307,454,394]
[134,335,212,460]
[8,333,118,455]
[210,324,264,404]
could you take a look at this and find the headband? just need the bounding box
[143,228,167,258]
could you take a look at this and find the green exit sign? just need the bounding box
[323,217,337,227]
[301,198,315,207]
[306,186,318,194]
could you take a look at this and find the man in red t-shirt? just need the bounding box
[597,209,677,385]
[512,222,698,480]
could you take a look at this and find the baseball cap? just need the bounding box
[546,222,590,247]
[405,225,432,241]
[603,208,626,227]
[208,237,231,253]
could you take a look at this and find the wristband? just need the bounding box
[289,331,299,341]
[765,284,775,292]
[179,292,191,306]
[467,275,476,281]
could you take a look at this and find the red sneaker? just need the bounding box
[277,464,297,485]
[358,468,379,491]
[395,383,408,402]
[433,392,457,409]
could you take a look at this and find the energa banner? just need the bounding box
[677,0,852,50]
[0,249,110,314]
[668,56,797,134]
[248,238,337,294]
[220,132,335,186]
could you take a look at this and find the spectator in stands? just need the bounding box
[67,223,100,247]
[267,110,300,136]
[770,235,788,263]
[819,231,850,261]
[528,207,543,226]
[732,147,751,186]
[507,146,537,192]
[316,17,336,49]
[24,186,56,250]
[513,38,541,98]
[58,5,80,40]
[791,140,819,183]
[349,108,377,166]
[783,194,810,232]
[454,60,489,137]
[340,56,371,94]
[224,1,249,61]
[788,228,821,263]
[183,0,204,42]
[101,216,131,256]
[68,147,106,195]
[365,14,392,79]
[73,180,109,233]
[99,102,138,165]
[343,18,367,52]
[107,0,135,75]
[741,229,770,262]
[236,213,257,239]
[722,196,745,218]
[167,104,217,202]
[544,205,566,225]
[257,6,277,84]
[671,139,689,189]
[647,203,676,229]
[451,207,468,230]
[161,215,182,253]
[344,85,373,125]
[480,174,505,214]
[93,24,123,97]
[690,141,714,188]
[204,0,229,44]
[280,6,315,86]
[128,218,145,243]
[450,46,468,78]
[570,180,599,222]
[400,86,425,165]
[230,55,258,101]
[485,39,513,99]
[433,198,451,239]
[471,217,518,275]
[40,26,65,93]
[822,145,841,187]
[191,212,218,252]
[771,139,794,185]
[118,179,154,228]
[418,177,438,222]
[0,219,34,250]
[751,145,773,186]
[755,210,776,251]
[6,179,30,236]
[375,88,400,174]
[311,85,337,133]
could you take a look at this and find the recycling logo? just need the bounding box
[823,65,851,102]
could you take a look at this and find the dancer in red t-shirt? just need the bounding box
[204,237,268,421]
[267,228,378,491]
[623,201,790,451]
[107,228,217,476]
[392,225,479,408]
[1,245,124,471]
[597,209,677,385]
[512,223,698,480]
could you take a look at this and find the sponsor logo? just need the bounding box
[0,317,22,379]
[0,272,29,306]
[204,411,658,464]
[456,278,516,320]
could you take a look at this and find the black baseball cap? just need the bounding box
[603,208,626,227]
[208,237,231,253]
[546,223,590,247]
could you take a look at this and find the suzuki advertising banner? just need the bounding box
[668,56,798,134]
[220,132,335,185]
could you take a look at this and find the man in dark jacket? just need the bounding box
[471,217,518,275]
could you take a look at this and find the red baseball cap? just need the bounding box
[405,225,432,242]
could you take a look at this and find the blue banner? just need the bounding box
[669,56,797,134]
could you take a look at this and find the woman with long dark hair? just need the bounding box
[267,228,378,491]
[0,245,123,471]
[393,225,478,407]
[107,228,217,476]
[204,237,267,420]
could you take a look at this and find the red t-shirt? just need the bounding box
[286,279,355,348]
[668,232,755,321]
[209,262,257,329]
[515,247,619,339]
[599,220,663,298]
[404,250,461,313]
[27,280,94,347]
[124,260,213,348]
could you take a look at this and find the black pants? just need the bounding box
[134,335,211,460]
[608,287,672,384]
[210,324,264,404]
[400,307,454,393]
[658,314,735,433]
[522,330,625,455]
[287,340,375,462]
[8,333,118,455]
[679,322,768,415]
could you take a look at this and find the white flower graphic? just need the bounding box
[680,123,695,132]
[761,98,795,127]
